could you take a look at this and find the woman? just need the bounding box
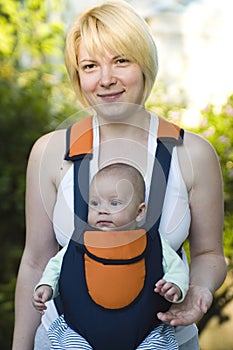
[12,1,227,349]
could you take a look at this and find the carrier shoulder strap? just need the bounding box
[65,115,93,161]
[64,116,184,229]
[64,115,183,160]
[145,118,184,232]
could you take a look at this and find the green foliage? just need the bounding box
[224,212,233,258]
[0,0,65,70]
[0,277,16,350]
[146,82,187,123]
[0,70,52,240]
[0,0,79,348]
[196,97,233,213]
[0,0,21,57]
[195,97,233,264]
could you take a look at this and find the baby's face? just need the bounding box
[88,173,139,230]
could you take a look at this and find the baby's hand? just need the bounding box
[32,285,53,314]
[154,279,181,302]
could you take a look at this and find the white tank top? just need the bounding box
[43,114,197,344]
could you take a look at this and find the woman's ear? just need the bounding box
[136,202,147,223]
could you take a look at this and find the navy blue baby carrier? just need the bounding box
[57,116,184,350]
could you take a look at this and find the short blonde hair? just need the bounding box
[65,0,158,106]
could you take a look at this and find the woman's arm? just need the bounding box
[157,131,227,325]
[12,130,66,350]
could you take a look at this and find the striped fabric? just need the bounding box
[48,315,178,349]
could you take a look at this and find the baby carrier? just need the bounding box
[58,116,184,350]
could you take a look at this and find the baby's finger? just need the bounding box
[33,292,44,303]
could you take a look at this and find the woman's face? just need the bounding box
[77,40,145,120]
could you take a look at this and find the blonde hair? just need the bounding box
[65,0,158,106]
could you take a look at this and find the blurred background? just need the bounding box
[1,0,233,349]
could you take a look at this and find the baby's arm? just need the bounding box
[154,279,181,302]
[32,285,53,314]
[155,236,189,303]
[33,244,68,312]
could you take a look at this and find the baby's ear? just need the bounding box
[136,202,147,222]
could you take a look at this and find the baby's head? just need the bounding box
[88,163,146,230]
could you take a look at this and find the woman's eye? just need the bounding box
[81,63,96,71]
[116,58,129,64]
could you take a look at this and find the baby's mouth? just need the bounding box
[96,220,114,228]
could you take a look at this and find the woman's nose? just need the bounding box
[99,66,117,87]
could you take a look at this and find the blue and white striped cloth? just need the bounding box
[48,315,178,350]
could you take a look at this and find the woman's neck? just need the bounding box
[97,108,151,141]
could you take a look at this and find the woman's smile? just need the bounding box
[97,90,125,102]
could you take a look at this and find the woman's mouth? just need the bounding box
[98,91,124,102]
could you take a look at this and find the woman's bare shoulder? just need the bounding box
[29,129,66,158]
[184,131,218,164]
[183,130,216,152]
[177,130,221,191]
[27,129,68,187]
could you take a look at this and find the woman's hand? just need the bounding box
[157,285,213,326]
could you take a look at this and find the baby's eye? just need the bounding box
[90,200,99,207]
[110,200,122,207]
